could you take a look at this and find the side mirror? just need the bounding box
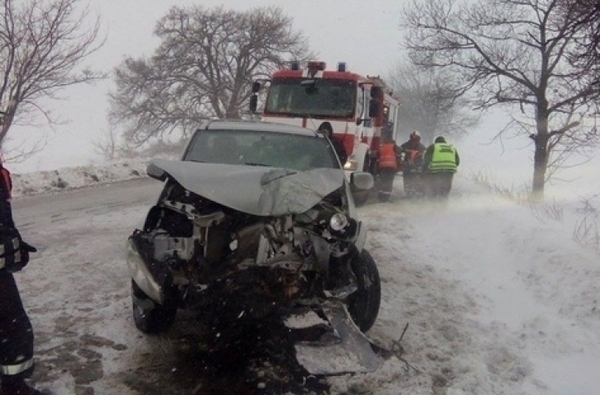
[147,162,167,181]
[251,81,261,93]
[369,101,380,118]
[300,79,316,86]
[249,95,258,113]
[355,118,363,126]
[350,172,374,190]
[305,85,319,95]
[370,86,383,98]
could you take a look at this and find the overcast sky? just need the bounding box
[8,0,406,173]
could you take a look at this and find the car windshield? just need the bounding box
[183,129,340,171]
[264,79,356,118]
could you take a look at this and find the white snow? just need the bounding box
[7,158,600,395]
[10,159,150,198]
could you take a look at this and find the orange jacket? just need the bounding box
[378,143,398,170]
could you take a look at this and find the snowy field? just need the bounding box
[8,160,600,395]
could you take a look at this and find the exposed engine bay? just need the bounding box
[136,176,356,310]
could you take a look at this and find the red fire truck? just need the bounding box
[249,61,399,204]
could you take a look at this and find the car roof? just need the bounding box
[199,119,320,137]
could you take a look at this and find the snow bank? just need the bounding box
[10,159,150,198]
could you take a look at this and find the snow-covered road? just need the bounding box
[9,174,600,394]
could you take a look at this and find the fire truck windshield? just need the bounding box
[264,79,356,118]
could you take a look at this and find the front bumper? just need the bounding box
[125,234,166,304]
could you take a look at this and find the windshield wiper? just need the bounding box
[245,162,270,167]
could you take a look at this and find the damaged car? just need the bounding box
[125,120,382,374]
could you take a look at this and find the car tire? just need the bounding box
[131,280,177,334]
[347,249,381,332]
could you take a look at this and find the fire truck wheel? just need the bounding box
[378,192,390,202]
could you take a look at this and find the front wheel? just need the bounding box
[131,280,178,334]
[347,249,381,332]
[377,192,390,202]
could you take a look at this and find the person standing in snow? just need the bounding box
[423,136,460,199]
[399,131,427,197]
[376,134,400,201]
[0,111,43,395]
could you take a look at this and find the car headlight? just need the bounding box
[344,159,358,170]
[329,213,349,231]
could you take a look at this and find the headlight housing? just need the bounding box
[126,236,165,304]
[329,213,349,231]
[327,213,358,239]
[344,159,358,171]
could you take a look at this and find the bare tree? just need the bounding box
[563,0,600,88]
[402,0,600,198]
[109,5,311,147]
[0,0,105,156]
[92,121,185,161]
[387,59,479,144]
[92,121,121,160]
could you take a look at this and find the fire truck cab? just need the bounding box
[249,61,399,204]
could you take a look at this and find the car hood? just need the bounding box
[148,159,346,216]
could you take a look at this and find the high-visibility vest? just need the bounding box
[429,143,457,173]
[378,143,398,170]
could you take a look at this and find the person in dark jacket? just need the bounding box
[423,136,460,198]
[399,131,427,197]
[318,123,347,166]
[400,131,427,153]
[0,112,42,395]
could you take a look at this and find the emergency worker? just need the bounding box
[0,112,42,395]
[423,136,460,198]
[399,131,426,197]
[376,136,400,202]
[318,123,347,166]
